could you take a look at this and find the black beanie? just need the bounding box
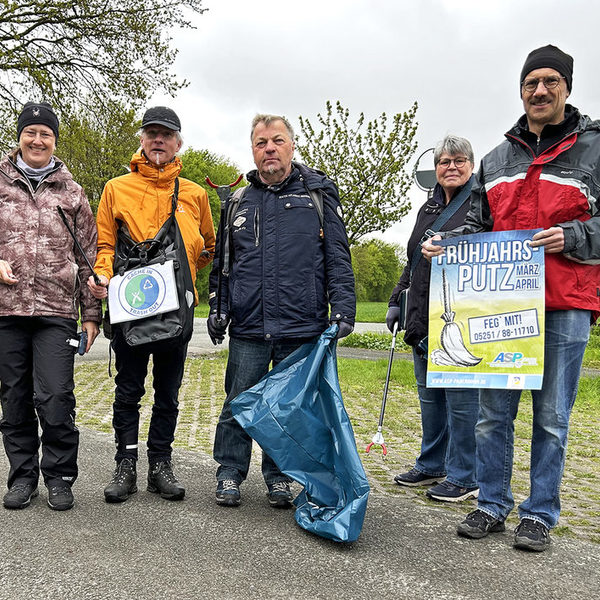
[520,45,573,92]
[17,102,60,141]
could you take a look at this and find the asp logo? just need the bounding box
[492,352,523,363]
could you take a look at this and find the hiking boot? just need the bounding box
[426,480,479,502]
[457,509,505,539]
[394,467,440,487]
[104,458,138,503]
[267,481,293,508]
[216,479,241,507]
[47,484,74,511]
[147,461,185,501]
[3,482,38,510]
[514,518,552,552]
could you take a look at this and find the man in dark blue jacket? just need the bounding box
[207,114,355,507]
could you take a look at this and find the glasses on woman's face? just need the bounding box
[437,157,468,169]
[521,75,565,93]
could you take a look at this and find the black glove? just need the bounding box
[385,306,401,333]
[330,320,354,339]
[207,312,230,345]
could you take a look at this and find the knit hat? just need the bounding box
[520,44,573,92]
[17,102,59,141]
[141,106,181,131]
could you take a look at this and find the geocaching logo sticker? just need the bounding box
[118,268,166,317]
[108,260,179,324]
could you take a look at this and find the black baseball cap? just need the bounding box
[141,106,181,131]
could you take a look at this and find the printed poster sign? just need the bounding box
[108,260,179,324]
[426,230,545,390]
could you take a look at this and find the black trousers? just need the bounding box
[0,316,78,488]
[111,330,188,463]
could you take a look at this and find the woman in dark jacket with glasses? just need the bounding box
[386,135,480,503]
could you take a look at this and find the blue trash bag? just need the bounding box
[231,325,370,543]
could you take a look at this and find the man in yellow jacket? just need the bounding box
[88,106,215,503]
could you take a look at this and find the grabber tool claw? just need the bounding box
[365,321,398,458]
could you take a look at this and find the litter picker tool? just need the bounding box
[56,206,101,285]
[365,321,399,457]
[205,175,244,320]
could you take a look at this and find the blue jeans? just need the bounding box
[213,336,313,484]
[412,348,479,488]
[476,309,591,529]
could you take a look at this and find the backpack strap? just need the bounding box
[222,185,246,277]
[307,188,324,238]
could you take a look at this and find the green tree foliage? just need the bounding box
[0,0,206,119]
[351,238,405,302]
[179,148,244,301]
[57,102,140,213]
[297,101,418,245]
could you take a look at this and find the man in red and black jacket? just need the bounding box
[423,45,600,552]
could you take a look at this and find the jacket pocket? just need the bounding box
[280,195,319,236]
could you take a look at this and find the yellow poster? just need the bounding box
[427,230,545,389]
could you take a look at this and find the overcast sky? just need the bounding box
[150,0,600,246]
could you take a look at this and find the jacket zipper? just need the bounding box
[254,207,260,246]
[507,127,579,159]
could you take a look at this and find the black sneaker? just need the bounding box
[147,461,185,501]
[3,482,38,509]
[104,458,138,503]
[457,509,505,539]
[426,480,479,502]
[394,467,440,487]
[47,485,74,511]
[267,481,293,508]
[514,518,552,552]
[216,479,241,507]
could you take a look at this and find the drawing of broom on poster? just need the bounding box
[426,229,545,390]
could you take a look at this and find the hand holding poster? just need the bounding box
[427,229,545,390]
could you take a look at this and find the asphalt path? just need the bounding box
[79,319,390,362]
[1,429,599,600]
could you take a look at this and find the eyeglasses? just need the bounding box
[437,157,469,169]
[521,75,565,93]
